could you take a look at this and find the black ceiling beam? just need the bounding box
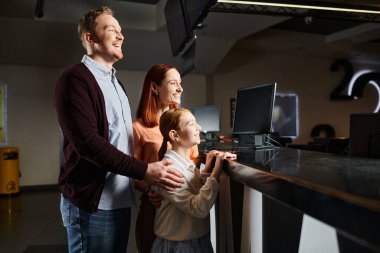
[210,2,380,22]
[115,0,160,3]
[35,0,44,18]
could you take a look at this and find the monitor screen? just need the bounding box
[192,104,221,133]
[164,0,193,56]
[350,113,380,158]
[272,93,299,137]
[232,83,277,135]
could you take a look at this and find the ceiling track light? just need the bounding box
[217,1,380,14]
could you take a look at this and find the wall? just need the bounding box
[1,47,379,186]
[0,64,207,187]
[1,50,378,187]
[211,48,380,144]
[0,65,62,187]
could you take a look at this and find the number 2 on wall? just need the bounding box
[330,59,380,112]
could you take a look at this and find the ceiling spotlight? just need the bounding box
[304,16,312,25]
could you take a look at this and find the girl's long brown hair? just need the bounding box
[158,108,190,160]
[136,64,179,128]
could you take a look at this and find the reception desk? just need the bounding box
[213,147,380,253]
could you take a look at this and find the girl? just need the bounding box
[151,108,236,253]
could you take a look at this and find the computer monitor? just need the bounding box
[233,82,277,137]
[350,113,380,159]
[165,0,216,57]
[164,0,193,56]
[185,0,217,30]
[272,93,299,138]
[191,104,221,141]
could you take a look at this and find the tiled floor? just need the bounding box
[0,191,138,253]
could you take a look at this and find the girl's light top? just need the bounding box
[154,149,219,241]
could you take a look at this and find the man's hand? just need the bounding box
[143,159,184,192]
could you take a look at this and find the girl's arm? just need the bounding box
[209,152,236,180]
[202,150,219,173]
[160,152,236,218]
[160,177,219,219]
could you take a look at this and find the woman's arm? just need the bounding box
[190,145,200,166]
[132,122,149,192]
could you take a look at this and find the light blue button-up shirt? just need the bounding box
[82,55,134,209]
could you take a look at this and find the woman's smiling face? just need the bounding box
[156,68,183,106]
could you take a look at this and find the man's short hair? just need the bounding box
[77,6,114,42]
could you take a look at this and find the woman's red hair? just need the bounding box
[136,64,179,127]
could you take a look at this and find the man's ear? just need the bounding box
[84,33,92,43]
[84,32,98,44]
[169,130,179,142]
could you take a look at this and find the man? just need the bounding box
[54,6,183,253]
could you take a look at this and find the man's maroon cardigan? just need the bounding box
[54,63,147,212]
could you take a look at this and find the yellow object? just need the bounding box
[0,147,20,195]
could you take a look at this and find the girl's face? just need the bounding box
[156,68,183,106]
[177,111,201,147]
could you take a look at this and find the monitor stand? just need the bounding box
[255,134,264,146]
[201,132,219,142]
[237,134,266,148]
[204,132,214,142]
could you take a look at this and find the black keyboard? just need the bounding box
[201,142,276,152]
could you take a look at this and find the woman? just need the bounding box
[133,64,199,253]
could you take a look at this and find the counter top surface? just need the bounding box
[221,147,380,212]
[201,144,380,249]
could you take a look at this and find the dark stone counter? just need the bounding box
[212,146,380,252]
[226,148,380,212]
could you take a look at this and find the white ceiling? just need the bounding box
[0,0,379,74]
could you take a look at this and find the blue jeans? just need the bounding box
[151,233,213,253]
[60,195,131,253]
